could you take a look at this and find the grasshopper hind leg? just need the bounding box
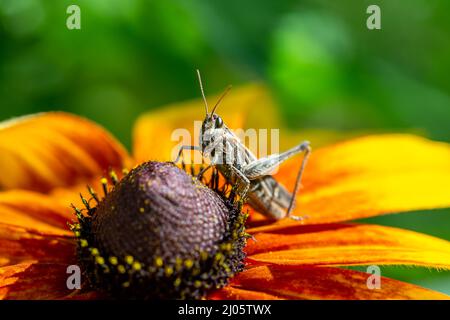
[286,143,312,219]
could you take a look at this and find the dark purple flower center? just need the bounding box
[71,161,247,299]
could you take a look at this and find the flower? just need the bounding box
[73,161,248,299]
[1,85,450,300]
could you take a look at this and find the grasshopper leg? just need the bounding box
[229,166,251,199]
[286,143,311,218]
[173,145,202,164]
[241,141,311,219]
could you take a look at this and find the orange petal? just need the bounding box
[246,223,450,269]
[230,265,449,300]
[275,134,450,224]
[0,112,130,193]
[133,84,281,163]
[0,224,75,267]
[0,190,73,236]
[49,168,130,209]
[0,262,73,300]
[208,286,283,300]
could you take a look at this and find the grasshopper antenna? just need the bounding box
[196,69,209,116]
[211,85,232,116]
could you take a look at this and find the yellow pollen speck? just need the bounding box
[155,257,163,267]
[122,282,130,288]
[125,255,134,265]
[174,278,181,287]
[164,266,173,276]
[80,239,88,247]
[174,258,183,270]
[194,280,202,288]
[184,259,194,269]
[200,251,208,260]
[132,262,142,271]
[91,248,99,256]
[111,171,118,180]
[221,243,232,251]
[117,265,126,274]
[101,178,108,184]
[95,256,105,265]
[139,207,145,213]
[74,231,80,237]
[109,257,118,265]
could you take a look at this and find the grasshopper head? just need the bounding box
[200,113,224,151]
[202,113,224,131]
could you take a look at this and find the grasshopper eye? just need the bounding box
[215,116,223,128]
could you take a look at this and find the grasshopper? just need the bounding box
[174,70,311,220]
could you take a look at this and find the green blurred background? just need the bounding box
[1,0,449,294]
